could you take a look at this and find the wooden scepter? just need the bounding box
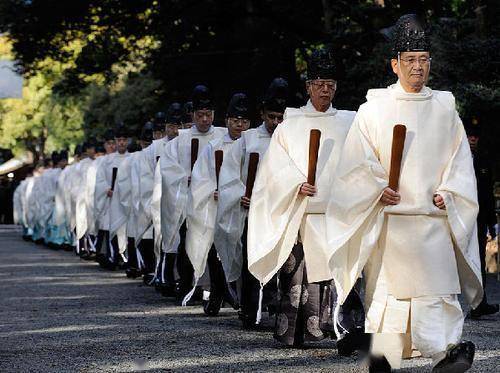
[190,138,199,171]
[307,129,321,186]
[111,167,118,191]
[245,152,260,200]
[214,150,223,190]
[388,124,407,191]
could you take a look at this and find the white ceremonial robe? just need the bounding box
[111,151,142,255]
[325,82,483,367]
[137,137,169,243]
[154,126,227,255]
[85,156,105,236]
[94,152,129,233]
[75,158,94,239]
[214,124,272,282]
[186,133,236,281]
[23,176,36,232]
[13,181,26,226]
[247,101,355,285]
[39,168,62,238]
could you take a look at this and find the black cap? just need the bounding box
[74,144,83,156]
[464,116,481,137]
[183,101,193,123]
[51,151,61,165]
[141,121,154,142]
[166,102,183,125]
[59,150,69,161]
[114,123,129,138]
[103,129,115,142]
[95,143,105,154]
[392,14,430,57]
[227,93,250,119]
[263,77,289,113]
[192,85,214,111]
[307,47,337,81]
[127,141,142,153]
[153,112,166,131]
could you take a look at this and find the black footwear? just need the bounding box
[125,267,142,278]
[143,273,155,286]
[470,303,499,319]
[337,329,370,356]
[432,341,475,373]
[368,355,391,373]
[203,295,223,316]
[238,311,257,329]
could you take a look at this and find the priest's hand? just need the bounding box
[299,182,316,197]
[106,189,113,198]
[241,196,251,209]
[214,191,219,201]
[380,187,400,205]
[433,194,446,210]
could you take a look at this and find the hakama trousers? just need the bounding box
[371,295,463,368]
[274,243,334,346]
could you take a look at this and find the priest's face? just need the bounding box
[226,117,250,140]
[153,129,165,140]
[86,146,96,159]
[166,123,181,140]
[115,137,128,154]
[104,139,116,154]
[391,51,431,93]
[193,109,214,133]
[467,134,479,152]
[262,110,284,134]
[306,79,336,112]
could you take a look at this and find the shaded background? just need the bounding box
[0,0,498,172]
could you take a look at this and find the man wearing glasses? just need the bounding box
[326,14,481,372]
[246,49,364,350]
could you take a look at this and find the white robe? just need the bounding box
[325,82,483,331]
[186,133,236,280]
[85,156,105,236]
[37,168,61,232]
[247,102,355,285]
[111,151,143,254]
[154,126,227,255]
[94,152,129,232]
[214,124,272,282]
[23,176,36,231]
[13,181,26,226]
[137,138,169,243]
[75,158,94,239]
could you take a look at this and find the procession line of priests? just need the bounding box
[13,23,482,370]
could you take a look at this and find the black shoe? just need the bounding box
[125,267,142,278]
[337,328,370,356]
[203,295,223,316]
[238,311,257,329]
[143,273,155,286]
[432,341,475,373]
[368,355,391,373]
[470,303,499,319]
[159,282,177,297]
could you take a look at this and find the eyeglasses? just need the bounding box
[399,56,432,66]
[308,80,337,90]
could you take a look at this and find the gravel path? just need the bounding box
[0,225,499,372]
